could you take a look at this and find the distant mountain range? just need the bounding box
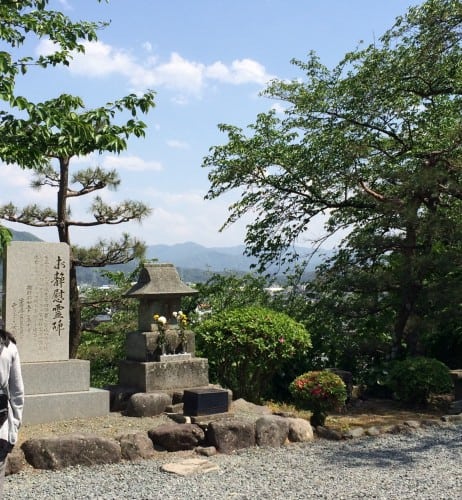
[3,230,333,284]
[145,242,332,275]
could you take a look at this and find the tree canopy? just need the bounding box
[0,90,155,357]
[0,0,105,104]
[203,0,462,362]
[0,0,107,248]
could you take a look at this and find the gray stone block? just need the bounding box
[118,358,209,392]
[23,388,110,425]
[22,360,90,395]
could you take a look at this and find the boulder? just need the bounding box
[125,392,172,417]
[343,427,365,439]
[21,434,121,470]
[230,399,272,417]
[255,415,289,447]
[117,432,155,461]
[365,426,381,437]
[6,447,26,476]
[195,446,217,457]
[286,417,314,442]
[206,419,256,453]
[315,426,343,441]
[441,414,462,423]
[148,423,205,451]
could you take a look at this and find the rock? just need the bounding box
[441,414,462,423]
[255,415,289,447]
[343,427,365,439]
[165,403,184,413]
[195,446,217,457]
[21,434,121,470]
[230,399,272,416]
[125,392,172,417]
[382,423,414,434]
[5,447,26,476]
[148,423,205,451]
[161,458,219,476]
[315,426,343,441]
[117,432,155,461]
[365,426,381,437]
[206,419,256,453]
[286,417,314,442]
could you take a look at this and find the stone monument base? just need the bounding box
[21,360,110,425]
[118,358,209,392]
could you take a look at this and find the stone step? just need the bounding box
[23,388,110,425]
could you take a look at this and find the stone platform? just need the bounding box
[118,357,209,392]
[21,360,110,425]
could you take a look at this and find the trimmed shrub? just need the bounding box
[289,370,347,426]
[385,356,453,405]
[195,305,311,403]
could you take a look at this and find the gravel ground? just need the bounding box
[6,423,462,499]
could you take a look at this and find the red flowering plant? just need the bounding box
[289,370,347,427]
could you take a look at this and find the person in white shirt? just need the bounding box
[0,327,24,497]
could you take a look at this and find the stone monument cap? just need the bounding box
[124,263,197,298]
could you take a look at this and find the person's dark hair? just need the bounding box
[0,328,16,346]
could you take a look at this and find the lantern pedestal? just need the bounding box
[118,357,209,392]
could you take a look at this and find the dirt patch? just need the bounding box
[325,398,445,432]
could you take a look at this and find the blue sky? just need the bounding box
[0,0,424,248]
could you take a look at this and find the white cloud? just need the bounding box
[102,155,163,172]
[206,58,273,85]
[166,139,190,150]
[35,40,274,97]
[0,164,56,205]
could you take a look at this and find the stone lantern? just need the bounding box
[125,262,197,337]
[118,262,209,393]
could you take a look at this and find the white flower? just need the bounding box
[158,316,167,324]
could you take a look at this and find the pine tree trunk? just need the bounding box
[68,263,82,359]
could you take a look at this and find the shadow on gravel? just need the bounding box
[317,429,462,468]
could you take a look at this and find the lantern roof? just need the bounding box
[124,263,197,298]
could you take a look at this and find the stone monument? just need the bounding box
[118,263,210,392]
[2,241,109,424]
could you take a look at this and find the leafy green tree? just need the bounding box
[0,0,106,247]
[203,0,462,363]
[0,0,107,165]
[0,92,155,357]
